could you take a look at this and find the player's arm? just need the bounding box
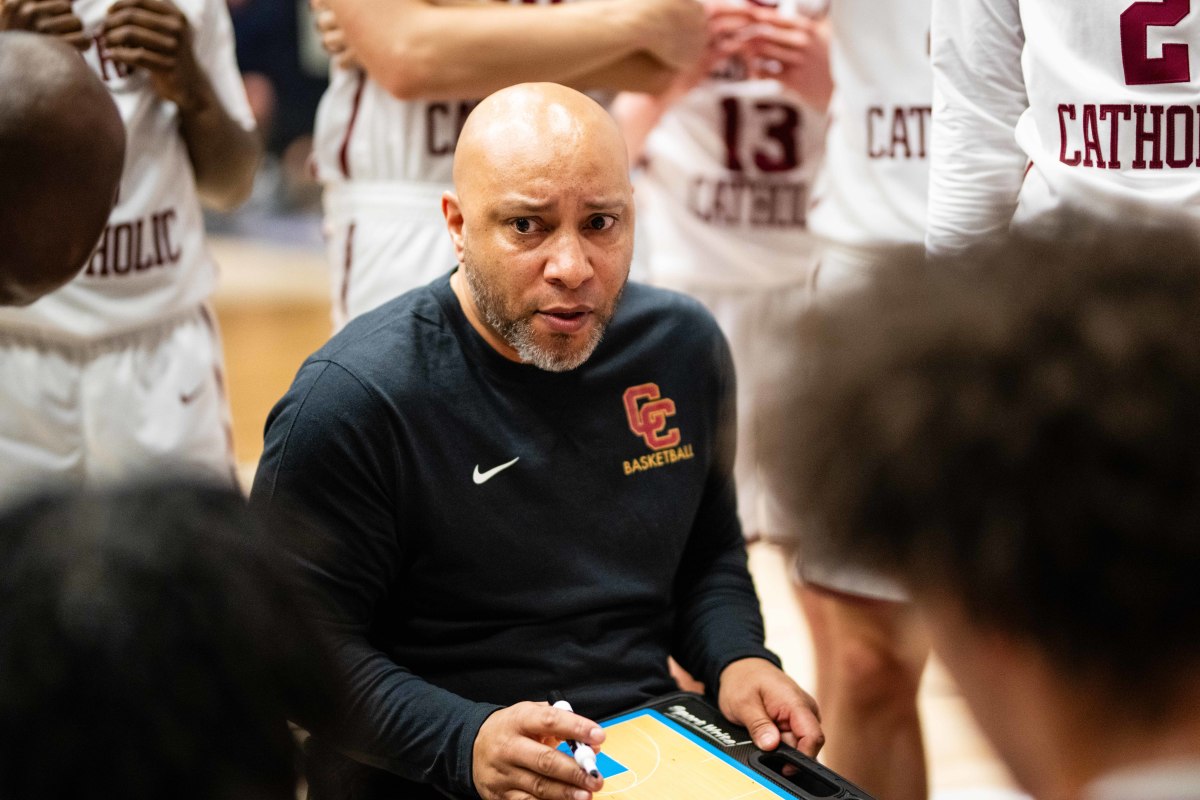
[325,0,704,100]
[102,0,261,211]
[611,3,754,162]
[925,0,1028,256]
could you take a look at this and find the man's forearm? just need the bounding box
[331,0,665,100]
[329,640,501,795]
[177,70,261,211]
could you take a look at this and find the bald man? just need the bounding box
[0,32,124,306]
[252,83,822,800]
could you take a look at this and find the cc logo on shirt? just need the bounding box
[623,383,682,451]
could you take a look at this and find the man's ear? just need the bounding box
[442,192,466,263]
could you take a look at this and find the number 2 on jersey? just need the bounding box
[1121,0,1191,85]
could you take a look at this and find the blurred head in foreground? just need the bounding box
[776,225,1200,798]
[0,31,125,305]
[0,481,335,799]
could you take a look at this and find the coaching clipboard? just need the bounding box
[583,692,875,800]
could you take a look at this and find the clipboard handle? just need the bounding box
[748,751,871,800]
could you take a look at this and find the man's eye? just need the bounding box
[512,218,538,234]
[586,215,616,231]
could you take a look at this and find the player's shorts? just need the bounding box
[810,238,880,299]
[323,181,457,331]
[650,276,810,543]
[797,238,909,603]
[0,306,237,508]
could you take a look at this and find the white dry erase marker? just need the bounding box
[547,691,602,779]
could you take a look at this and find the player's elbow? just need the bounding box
[377,39,441,100]
[630,65,675,96]
[198,134,263,212]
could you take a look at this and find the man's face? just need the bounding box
[447,123,635,372]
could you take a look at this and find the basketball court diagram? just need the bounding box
[559,709,793,800]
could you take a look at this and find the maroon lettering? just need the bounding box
[1100,104,1132,168]
[1165,105,1194,168]
[86,226,110,277]
[868,106,931,159]
[157,209,181,263]
[1081,104,1104,168]
[1059,102,1200,171]
[721,98,801,173]
[890,107,912,159]
[1133,104,1165,169]
[754,102,800,172]
[867,107,885,158]
[1121,0,1191,86]
[425,101,477,157]
[910,106,931,158]
[722,98,744,172]
[687,176,807,228]
[83,208,182,278]
[91,33,133,82]
[111,223,134,274]
[1059,104,1082,166]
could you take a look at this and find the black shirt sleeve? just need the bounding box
[250,360,499,798]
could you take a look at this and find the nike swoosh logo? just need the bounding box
[179,382,206,405]
[473,457,520,485]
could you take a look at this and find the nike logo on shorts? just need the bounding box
[180,382,206,405]
[473,457,520,485]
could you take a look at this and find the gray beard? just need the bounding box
[463,264,610,372]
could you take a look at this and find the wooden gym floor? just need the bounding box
[210,234,1028,800]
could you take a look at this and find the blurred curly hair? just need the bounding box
[0,481,337,799]
[772,223,1200,715]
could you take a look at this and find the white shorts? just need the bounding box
[324,182,457,330]
[797,239,909,602]
[0,306,237,508]
[651,278,811,542]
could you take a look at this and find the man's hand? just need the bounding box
[741,7,832,110]
[310,0,359,71]
[473,701,606,800]
[101,0,206,108]
[718,657,824,757]
[0,0,88,49]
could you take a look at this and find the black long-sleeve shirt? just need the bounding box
[251,273,778,798]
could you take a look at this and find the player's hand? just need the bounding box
[101,0,207,109]
[309,0,359,71]
[473,701,606,800]
[741,8,832,110]
[717,657,824,757]
[633,0,706,73]
[0,0,88,49]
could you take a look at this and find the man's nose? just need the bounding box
[544,230,594,289]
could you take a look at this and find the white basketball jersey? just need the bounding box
[0,0,255,340]
[635,0,828,288]
[928,0,1200,254]
[808,0,931,248]
[312,0,580,189]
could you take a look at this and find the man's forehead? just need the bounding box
[488,190,630,213]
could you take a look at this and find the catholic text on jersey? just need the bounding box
[1058,102,1200,170]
